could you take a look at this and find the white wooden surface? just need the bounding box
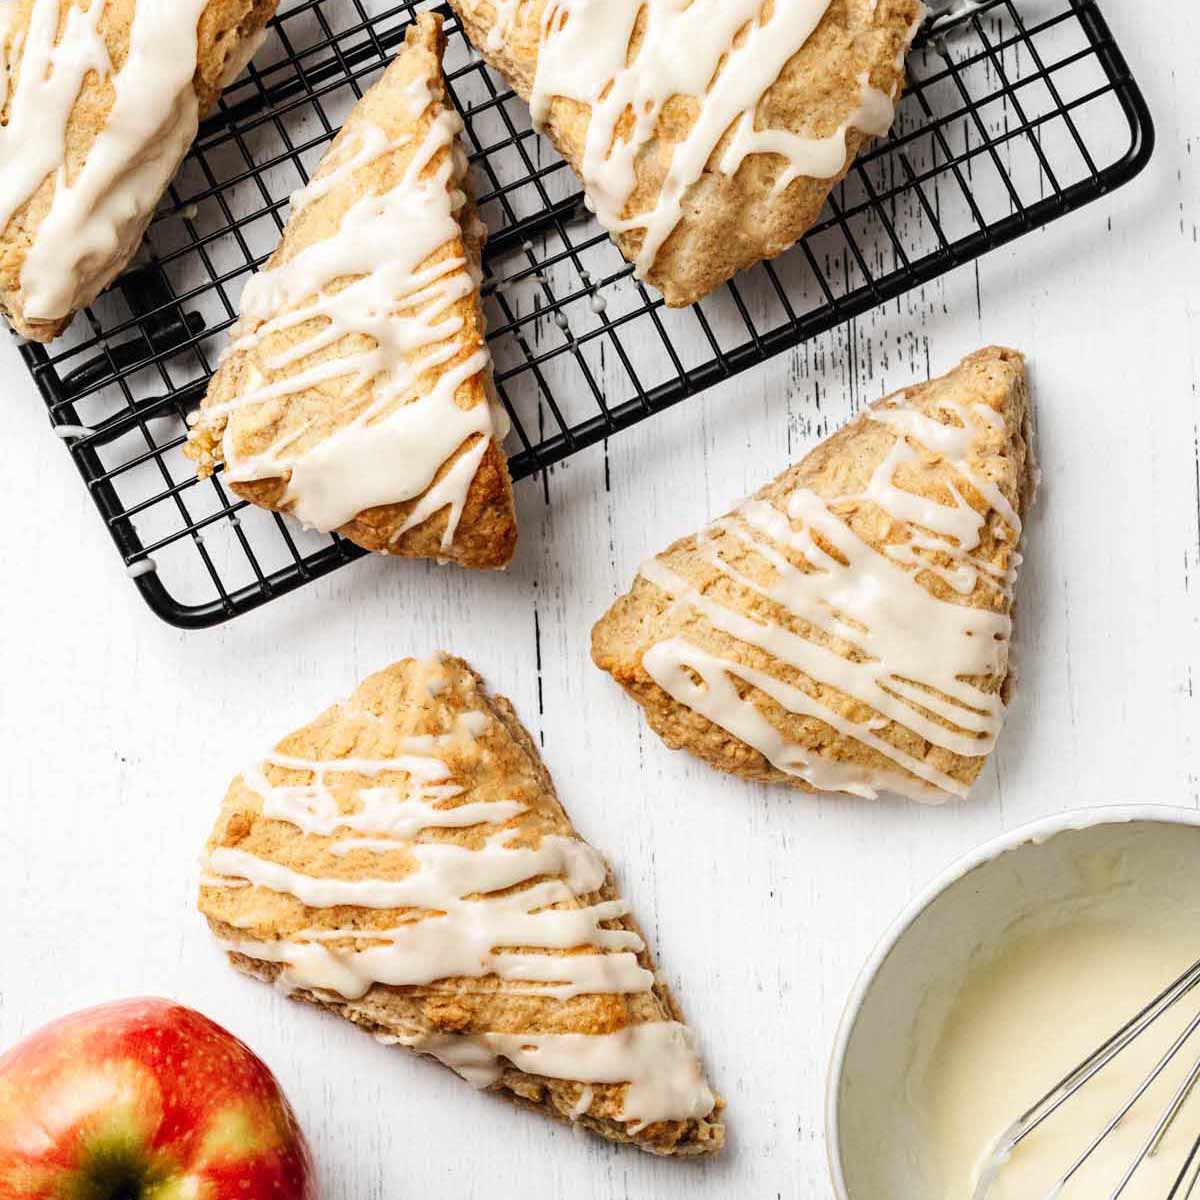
[1,5,1197,1196]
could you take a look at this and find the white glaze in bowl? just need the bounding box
[826,805,1200,1200]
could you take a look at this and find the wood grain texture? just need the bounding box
[0,5,1197,1196]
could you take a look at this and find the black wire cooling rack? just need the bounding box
[21,0,1152,628]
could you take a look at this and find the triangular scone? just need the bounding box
[198,654,723,1156]
[449,0,923,307]
[593,347,1034,803]
[187,16,516,568]
[0,0,278,343]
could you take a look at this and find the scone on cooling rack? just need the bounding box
[593,347,1035,804]
[0,0,279,343]
[198,654,724,1157]
[448,0,924,307]
[187,14,516,569]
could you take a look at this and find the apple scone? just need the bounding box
[593,347,1035,803]
[186,15,517,568]
[198,654,723,1157]
[0,0,279,342]
[448,0,924,306]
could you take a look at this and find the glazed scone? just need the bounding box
[198,654,723,1156]
[449,0,924,306]
[186,15,516,568]
[0,0,279,342]
[593,347,1034,803]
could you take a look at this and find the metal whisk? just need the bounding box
[973,957,1200,1200]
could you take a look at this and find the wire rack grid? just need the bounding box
[20,0,1153,628]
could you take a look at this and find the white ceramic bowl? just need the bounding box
[826,805,1200,1200]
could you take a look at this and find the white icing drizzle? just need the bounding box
[217,25,268,90]
[570,1082,594,1119]
[485,0,522,50]
[927,0,986,30]
[199,99,506,547]
[198,872,249,890]
[52,423,96,439]
[0,0,215,321]
[384,1025,712,1130]
[204,678,713,1128]
[372,1022,708,1129]
[510,0,916,278]
[639,395,1021,803]
[241,741,528,843]
[719,70,896,196]
[125,557,157,580]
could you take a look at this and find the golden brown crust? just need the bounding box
[187,15,517,569]
[449,0,922,305]
[199,655,723,1156]
[0,0,279,342]
[592,347,1034,798]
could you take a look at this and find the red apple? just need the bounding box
[0,998,315,1200]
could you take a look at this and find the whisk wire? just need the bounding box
[1150,1052,1200,1160]
[1050,1011,1200,1197]
[972,957,1200,1200]
[1008,960,1200,1148]
[1108,1027,1200,1199]
[1166,1129,1200,1200]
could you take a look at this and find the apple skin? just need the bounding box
[0,998,315,1200]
